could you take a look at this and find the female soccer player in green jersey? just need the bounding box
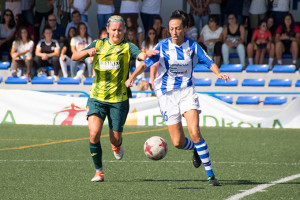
[72,15,158,182]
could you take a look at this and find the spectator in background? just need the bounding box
[187,0,210,32]
[98,28,108,39]
[141,28,158,53]
[56,0,71,30]
[69,0,91,23]
[222,13,246,66]
[70,22,93,78]
[5,0,21,18]
[247,20,274,67]
[21,0,34,25]
[207,0,222,21]
[185,14,198,41]
[198,15,223,67]
[96,0,114,31]
[126,16,143,48]
[140,0,162,36]
[136,80,152,98]
[65,10,92,37]
[275,13,300,65]
[47,14,65,44]
[248,0,268,43]
[59,27,76,78]
[0,9,16,60]
[34,0,55,40]
[126,27,138,46]
[14,13,36,43]
[152,15,167,40]
[119,0,139,22]
[223,0,244,25]
[270,0,290,29]
[10,26,34,80]
[34,26,60,81]
[267,16,276,37]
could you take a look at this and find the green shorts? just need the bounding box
[86,98,129,133]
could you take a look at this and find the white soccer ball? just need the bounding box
[144,136,168,160]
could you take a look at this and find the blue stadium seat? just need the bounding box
[236,96,260,104]
[83,77,95,85]
[43,66,54,71]
[242,79,265,87]
[272,65,296,73]
[79,94,90,98]
[220,64,243,72]
[194,64,211,72]
[282,54,292,59]
[292,97,297,100]
[0,61,10,69]
[229,53,239,58]
[135,77,150,85]
[268,79,292,87]
[0,76,2,83]
[245,64,269,73]
[216,95,233,104]
[295,79,300,87]
[263,96,287,105]
[57,77,81,84]
[215,78,238,86]
[194,78,211,86]
[5,76,29,84]
[31,76,54,84]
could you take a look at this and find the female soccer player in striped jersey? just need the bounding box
[72,15,158,182]
[126,10,229,186]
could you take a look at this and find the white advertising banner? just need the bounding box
[0,89,299,129]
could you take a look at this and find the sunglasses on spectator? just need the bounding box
[48,19,56,21]
[261,24,267,28]
[5,14,12,17]
[228,17,235,20]
[209,19,216,23]
[148,32,155,35]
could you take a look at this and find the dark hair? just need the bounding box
[209,15,219,25]
[2,9,15,29]
[72,10,81,17]
[15,26,31,42]
[126,16,138,30]
[126,27,138,46]
[43,25,52,33]
[169,10,189,28]
[77,22,89,42]
[281,13,295,34]
[228,13,237,20]
[16,13,30,30]
[98,28,108,38]
[153,15,163,24]
[145,28,158,51]
[188,14,195,27]
[67,27,76,41]
[258,19,267,27]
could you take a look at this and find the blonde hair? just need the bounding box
[107,15,125,27]
[137,80,149,91]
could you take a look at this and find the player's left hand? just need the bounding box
[217,73,230,83]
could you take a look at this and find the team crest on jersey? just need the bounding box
[115,47,121,52]
[187,48,193,56]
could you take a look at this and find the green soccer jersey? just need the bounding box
[83,38,142,103]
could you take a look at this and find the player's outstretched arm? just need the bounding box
[125,63,148,87]
[71,48,97,61]
[210,63,230,83]
[137,50,159,61]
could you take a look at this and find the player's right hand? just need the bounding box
[125,79,134,88]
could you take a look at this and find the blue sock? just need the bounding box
[89,142,102,170]
[182,137,195,150]
[195,139,214,178]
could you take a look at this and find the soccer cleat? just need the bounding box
[111,144,124,160]
[208,176,221,186]
[192,149,202,168]
[91,171,104,182]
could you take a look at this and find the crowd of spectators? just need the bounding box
[0,0,299,83]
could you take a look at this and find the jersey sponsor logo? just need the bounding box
[99,60,120,70]
[91,153,97,156]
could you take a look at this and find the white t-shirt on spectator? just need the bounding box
[141,41,155,51]
[97,3,114,14]
[141,0,161,15]
[208,3,221,15]
[272,0,289,12]
[71,0,88,15]
[120,0,139,14]
[12,40,34,57]
[249,0,268,15]
[70,36,92,51]
[200,25,223,54]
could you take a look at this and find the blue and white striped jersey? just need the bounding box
[144,37,214,97]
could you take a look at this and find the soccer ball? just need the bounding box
[144,136,168,160]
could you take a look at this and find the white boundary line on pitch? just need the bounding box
[225,173,300,200]
[0,160,299,166]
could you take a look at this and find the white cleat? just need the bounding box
[91,171,104,182]
[112,144,124,160]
